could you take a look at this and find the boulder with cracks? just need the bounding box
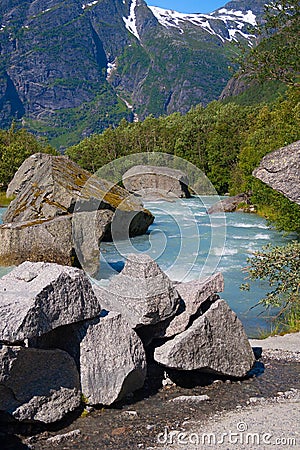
[94,254,180,329]
[0,261,100,343]
[154,299,255,378]
[0,345,81,423]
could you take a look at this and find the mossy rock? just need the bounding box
[4,153,154,230]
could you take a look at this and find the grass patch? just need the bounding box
[258,311,300,338]
[269,307,300,336]
[0,191,14,207]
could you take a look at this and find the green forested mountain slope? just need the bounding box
[65,85,300,231]
[1,0,298,231]
[0,0,266,147]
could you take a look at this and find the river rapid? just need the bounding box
[0,196,296,337]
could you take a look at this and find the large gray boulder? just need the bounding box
[154,299,255,377]
[0,211,112,274]
[0,261,100,343]
[94,254,180,329]
[137,273,224,345]
[6,152,49,198]
[3,153,154,270]
[165,273,224,337]
[0,210,113,275]
[0,215,74,267]
[253,140,300,205]
[79,313,147,405]
[122,165,191,199]
[4,153,153,226]
[71,209,113,274]
[31,312,147,406]
[0,345,81,423]
[207,193,252,214]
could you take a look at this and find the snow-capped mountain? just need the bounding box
[0,0,266,147]
[149,5,257,44]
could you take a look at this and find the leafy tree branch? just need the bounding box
[239,0,300,85]
[242,242,300,332]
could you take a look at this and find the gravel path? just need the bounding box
[250,332,300,354]
[157,392,300,450]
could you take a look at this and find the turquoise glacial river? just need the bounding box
[0,197,297,337]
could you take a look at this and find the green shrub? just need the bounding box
[242,242,300,333]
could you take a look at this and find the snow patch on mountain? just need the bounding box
[216,8,257,26]
[149,7,213,31]
[82,1,99,9]
[228,28,254,42]
[107,61,117,80]
[149,5,257,44]
[123,0,140,41]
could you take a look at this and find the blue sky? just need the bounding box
[146,1,227,14]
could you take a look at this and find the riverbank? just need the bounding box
[1,333,299,450]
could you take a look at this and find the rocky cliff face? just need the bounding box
[0,0,265,147]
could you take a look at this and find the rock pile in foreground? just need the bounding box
[0,256,255,425]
